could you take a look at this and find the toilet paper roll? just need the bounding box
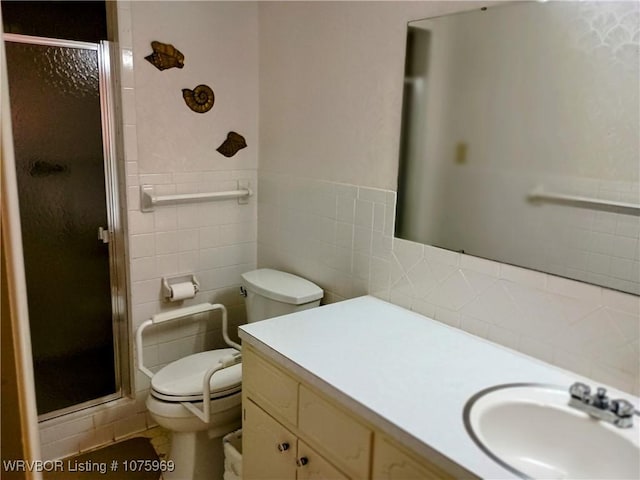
[169,282,196,301]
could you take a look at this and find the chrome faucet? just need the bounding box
[568,382,639,429]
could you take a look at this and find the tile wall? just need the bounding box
[527,176,640,294]
[258,171,640,397]
[430,170,640,295]
[39,1,258,460]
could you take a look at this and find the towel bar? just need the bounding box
[140,181,252,212]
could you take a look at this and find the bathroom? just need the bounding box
[1,0,638,478]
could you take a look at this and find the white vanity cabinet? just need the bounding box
[243,398,347,480]
[242,346,455,480]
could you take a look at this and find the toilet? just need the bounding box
[240,268,324,322]
[140,269,322,480]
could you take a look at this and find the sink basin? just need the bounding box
[464,383,640,479]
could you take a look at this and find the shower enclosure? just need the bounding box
[4,34,128,419]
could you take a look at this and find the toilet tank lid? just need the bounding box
[241,269,323,305]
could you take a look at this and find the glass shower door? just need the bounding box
[5,36,122,416]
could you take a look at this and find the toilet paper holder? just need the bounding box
[162,274,200,301]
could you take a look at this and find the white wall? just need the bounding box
[257,1,639,396]
[259,1,485,189]
[39,0,259,460]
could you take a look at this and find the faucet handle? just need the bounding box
[611,399,636,417]
[569,382,591,400]
[595,387,609,406]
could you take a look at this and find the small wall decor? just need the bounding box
[182,84,215,114]
[144,41,185,71]
[217,131,247,157]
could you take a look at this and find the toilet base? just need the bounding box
[146,392,242,480]
[164,425,240,480]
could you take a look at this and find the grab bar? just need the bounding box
[527,186,640,216]
[135,302,242,424]
[140,181,252,212]
[181,352,241,423]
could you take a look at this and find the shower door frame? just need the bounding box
[4,33,130,421]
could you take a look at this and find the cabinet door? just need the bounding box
[372,435,455,480]
[298,385,371,478]
[244,347,299,426]
[243,399,297,480]
[296,440,349,480]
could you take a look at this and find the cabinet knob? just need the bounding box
[277,442,290,453]
[296,457,309,467]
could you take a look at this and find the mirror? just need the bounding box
[395,1,639,295]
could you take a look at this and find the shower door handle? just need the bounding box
[98,227,110,244]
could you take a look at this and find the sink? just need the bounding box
[463,383,640,479]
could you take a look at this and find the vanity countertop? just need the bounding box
[238,295,635,479]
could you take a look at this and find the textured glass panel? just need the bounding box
[6,41,116,414]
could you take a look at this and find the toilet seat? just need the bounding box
[151,348,242,402]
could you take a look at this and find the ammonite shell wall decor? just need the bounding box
[145,41,185,71]
[182,84,215,114]
[217,131,247,157]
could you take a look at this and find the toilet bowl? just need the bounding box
[145,348,242,480]
[138,271,322,480]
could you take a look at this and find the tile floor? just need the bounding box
[42,433,165,480]
[138,426,171,461]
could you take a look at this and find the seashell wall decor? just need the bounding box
[217,131,247,157]
[182,84,215,114]
[145,41,185,71]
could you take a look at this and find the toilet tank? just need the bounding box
[241,269,323,323]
